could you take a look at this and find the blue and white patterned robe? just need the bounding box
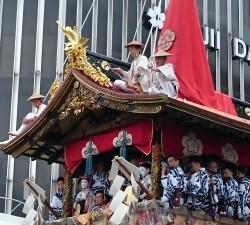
[219,177,238,217]
[185,168,209,210]
[237,177,250,220]
[209,173,224,204]
[51,191,64,219]
[91,172,110,196]
[161,166,187,205]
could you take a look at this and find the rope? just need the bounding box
[142,0,162,56]
[44,0,96,102]
[126,0,148,62]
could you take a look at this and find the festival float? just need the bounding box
[1,0,250,224]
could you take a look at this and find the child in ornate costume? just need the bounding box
[139,161,152,201]
[73,176,93,215]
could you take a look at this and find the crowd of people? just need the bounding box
[160,155,250,221]
[112,40,179,97]
[50,153,250,221]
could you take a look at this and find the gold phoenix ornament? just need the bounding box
[57,21,112,88]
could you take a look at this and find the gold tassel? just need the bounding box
[151,144,163,199]
[63,167,73,217]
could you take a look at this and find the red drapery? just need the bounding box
[161,121,249,166]
[157,0,237,116]
[65,120,153,172]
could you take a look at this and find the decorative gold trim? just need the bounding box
[57,81,101,120]
[100,98,130,111]
[151,144,163,199]
[49,79,61,103]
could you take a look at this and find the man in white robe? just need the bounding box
[0,93,47,147]
[148,50,179,97]
[112,40,149,94]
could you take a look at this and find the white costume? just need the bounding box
[0,103,47,146]
[148,63,179,97]
[114,55,149,93]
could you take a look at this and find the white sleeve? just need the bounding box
[51,195,62,209]
[36,104,47,117]
[158,64,177,81]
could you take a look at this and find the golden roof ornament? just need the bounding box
[57,21,112,88]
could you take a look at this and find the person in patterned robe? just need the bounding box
[235,166,250,220]
[73,176,93,215]
[50,177,64,220]
[90,190,106,212]
[218,166,238,217]
[161,155,187,208]
[206,160,224,219]
[185,156,209,210]
[91,158,110,198]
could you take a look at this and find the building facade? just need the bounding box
[0,0,249,217]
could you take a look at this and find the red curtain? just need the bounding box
[157,0,237,116]
[65,120,153,172]
[161,121,249,167]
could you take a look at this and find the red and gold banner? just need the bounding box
[65,120,153,172]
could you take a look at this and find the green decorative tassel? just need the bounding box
[85,140,94,176]
[119,130,128,159]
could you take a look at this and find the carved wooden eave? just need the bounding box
[1,69,167,163]
[2,68,250,164]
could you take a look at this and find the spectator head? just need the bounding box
[206,160,218,173]
[57,177,64,192]
[235,166,248,180]
[189,156,202,173]
[78,176,90,189]
[167,155,179,168]
[94,190,105,206]
[139,161,151,178]
[221,166,233,180]
[128,150,141,167]
[95,158,106,173]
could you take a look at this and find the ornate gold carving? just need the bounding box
[57,22,112,88]
[49,78,61,103]
[58,81,101,119]
[100,98,130,111]
[63,168,73,217]
[151,144,163,199]
[245,107,250,116]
